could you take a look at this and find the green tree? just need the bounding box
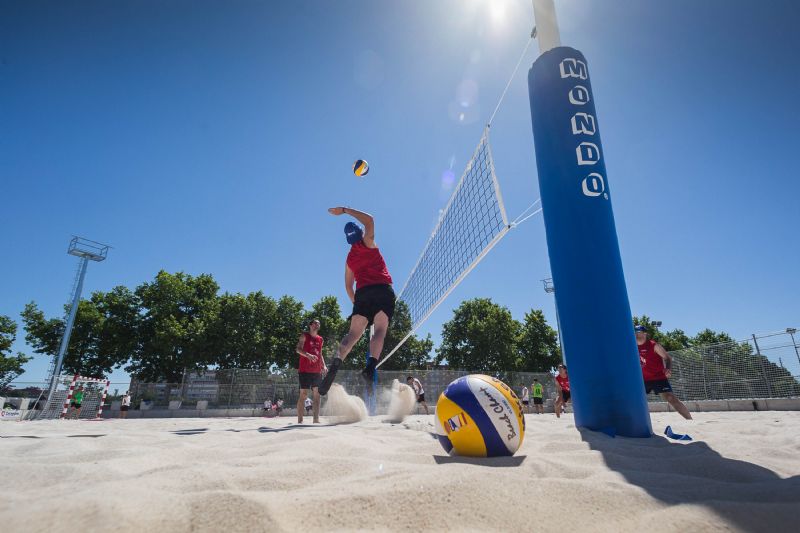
[0,315,30,389]
[21,294,133,378]
[209,292,277,369]
[436,298,520,373]
[127,271,220,381]
[517,309,560,371]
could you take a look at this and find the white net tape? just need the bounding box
[378,128,510,368]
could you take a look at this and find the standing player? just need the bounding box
[532,378,544,414]
[635,325,692,420]
[553,365,570,418]
[120,390,131,419]
[521,385,530,414]
[406,375,429,415]
[319,206,396,395]
[295,319,326,423]
[67,385,84,419]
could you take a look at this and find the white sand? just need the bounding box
[2,412,799,532]
[383,379,417,423]
[322,383,367,423]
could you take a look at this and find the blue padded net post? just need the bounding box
[528,47,652,438]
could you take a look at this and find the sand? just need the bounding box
[2,411,799,532]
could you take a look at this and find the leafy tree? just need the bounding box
[436,298,520,373]
[516,309,560,372]
[0,315,30,389]
[21,297,129,378]
[127,271,220,381]
[210,292,276,369]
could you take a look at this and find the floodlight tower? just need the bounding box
[44,237,110,407]
[541,278,565,361]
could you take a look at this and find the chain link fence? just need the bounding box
[668,329,800,401]
[126,369,558,411]
[5,330,799,413]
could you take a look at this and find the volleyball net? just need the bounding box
[378,128,516,369]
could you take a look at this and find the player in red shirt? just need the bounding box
[553,364,570,418]
[318,206,396,395]
[635,325,692,420]
[295,319,327,423]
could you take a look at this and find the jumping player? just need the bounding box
[295,319,326,423]
[554,365,570,418]
[635,325,692,420]
[319,206,396,395]
[406,375,429,415]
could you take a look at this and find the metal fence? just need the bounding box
[668,329,800,401]
[6,330,799,412]
[127,370,559,411]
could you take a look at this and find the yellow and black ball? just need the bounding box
[353,159,369,177]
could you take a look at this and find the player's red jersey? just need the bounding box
[298,332,324,373]
[346,241,393,290]
[555,374,570,392]
[638,339,667,381]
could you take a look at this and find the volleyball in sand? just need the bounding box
[434,374,525,457]
[352,159,369,177]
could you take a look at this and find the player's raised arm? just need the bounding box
[328,206,375,247]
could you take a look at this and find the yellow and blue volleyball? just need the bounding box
[434,374,525,457]
[353,159,369,177]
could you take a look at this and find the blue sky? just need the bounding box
[2,0,799,386]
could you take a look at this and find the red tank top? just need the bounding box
[555,374,570,392]
[346,241,393,290]
[638,339,667,381]
[298,333,323,373]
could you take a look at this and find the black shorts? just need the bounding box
[351,284,395,326]
[644,379,673,395]
[121,405,129,412]
[522,400,529,405]
[533,397,543,405]
[561,391,571,403]
[299,372,322,390]
[417,393,426,403]
[71,402,82,408]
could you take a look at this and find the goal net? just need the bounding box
[378,128,511,368]
[31,374,110,420]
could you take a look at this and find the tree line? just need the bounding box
[1,270,561,385]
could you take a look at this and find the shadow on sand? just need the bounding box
[579,429,800,531]
[434,454,527,467]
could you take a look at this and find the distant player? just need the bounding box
[406,375,429,415]
[67,385,84,419]
[319,206,396,395]
[304,396,312,415]
[635,325,692,420]
[532,378,544,414]
[120,391,131,419]
[554,365,570,418]
[521,385,530,413]
[296,319,326,424]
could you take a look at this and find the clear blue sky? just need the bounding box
[2,0,799,386]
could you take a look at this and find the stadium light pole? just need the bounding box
[541,278,565,362]
[528,0,652,437]
[787,328,800,369]
[44,237,110,409]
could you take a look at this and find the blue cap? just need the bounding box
[344,222,363,244]
[634,325,647,332]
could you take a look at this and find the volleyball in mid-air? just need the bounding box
[434,374,525,457]
[353,159,369,177]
